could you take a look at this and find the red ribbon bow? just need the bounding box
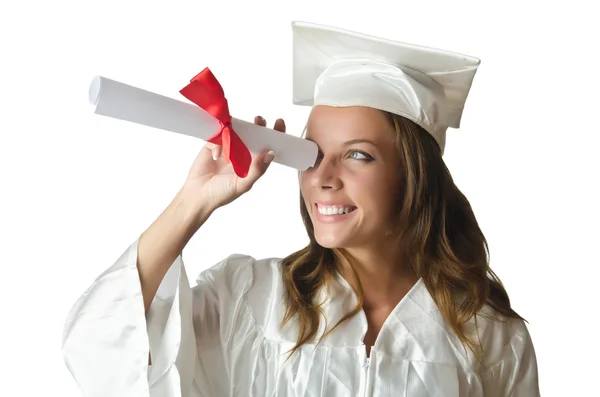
[180,68,252,178]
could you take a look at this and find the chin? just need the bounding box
[314,236,341,249]
[313,228,354,249]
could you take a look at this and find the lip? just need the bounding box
[314,201,356,207]
[313,203,357,224]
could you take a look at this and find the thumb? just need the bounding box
[239,150,276,190]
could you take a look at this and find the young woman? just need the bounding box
[62,21,539,397]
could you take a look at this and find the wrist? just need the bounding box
[173,185,215,231]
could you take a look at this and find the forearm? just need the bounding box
[137,186,213,313]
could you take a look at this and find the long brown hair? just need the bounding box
[280,111,523,359]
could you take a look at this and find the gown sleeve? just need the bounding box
[480,320,540,397]
[61,236,227,397]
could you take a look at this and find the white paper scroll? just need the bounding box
[88,76,318,171]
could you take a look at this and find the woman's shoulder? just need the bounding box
[192,253,289,335]
[474,304,532,342]
[468,304,536,369]
[194,253,284,295]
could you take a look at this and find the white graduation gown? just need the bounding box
[62,236,540,396]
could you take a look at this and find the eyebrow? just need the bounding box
[343,139,379,147]
[304,137,380,148]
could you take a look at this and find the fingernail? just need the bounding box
[213,148,221,160]
[263,150,275,164]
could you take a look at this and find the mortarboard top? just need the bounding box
[291,21,481,154]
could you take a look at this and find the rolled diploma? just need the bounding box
[88,76,318,171]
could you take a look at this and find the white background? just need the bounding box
[1,0,598,395]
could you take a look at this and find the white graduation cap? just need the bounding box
[291,21,481,154]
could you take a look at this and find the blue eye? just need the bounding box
[309,150,374,168]
[348,150,374,161]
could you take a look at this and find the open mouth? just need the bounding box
[315,203,358,216]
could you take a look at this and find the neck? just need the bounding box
[337,243,418,311]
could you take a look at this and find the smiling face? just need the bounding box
[300,105,402,250]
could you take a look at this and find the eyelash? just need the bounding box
[347,150,374,161]
[314,150,375,164]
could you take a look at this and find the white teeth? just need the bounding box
[317,205,354,215]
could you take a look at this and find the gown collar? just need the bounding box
[316,274,442,355]
[264,266,444,358]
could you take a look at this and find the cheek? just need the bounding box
[350,173,397,214]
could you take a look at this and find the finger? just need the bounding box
[273,118,286,133]
[254,115,267,127]
[202,141,220,153]
[211,145,222,160]
[202,142,214,150]
[241,150,275,190]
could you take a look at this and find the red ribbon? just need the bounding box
[180,68,252,178]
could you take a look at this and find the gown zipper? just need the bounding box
[362,356,371,396]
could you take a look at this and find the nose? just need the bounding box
[311,156,342,190]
